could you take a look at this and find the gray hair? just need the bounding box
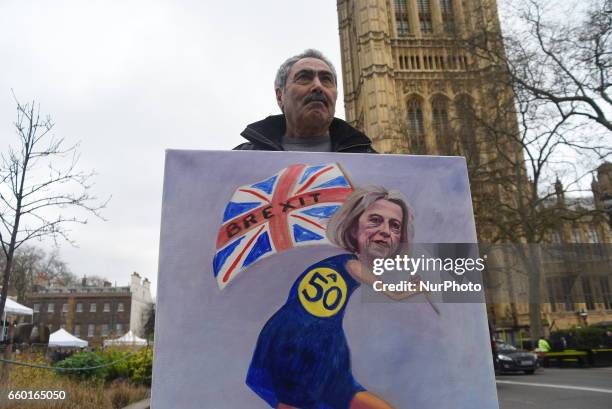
[326,185,414,254]
[274,49,338,90]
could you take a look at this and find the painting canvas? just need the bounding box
[152,150,499,409]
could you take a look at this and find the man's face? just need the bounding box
[353,199,403,260]
[277,57,337,135]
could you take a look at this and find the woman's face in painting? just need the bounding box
[353,199,403,260]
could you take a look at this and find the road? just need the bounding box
[496,367,612,409]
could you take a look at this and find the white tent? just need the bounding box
[4,298,33,316]
[103,330,147,346]
[1,297,34,341]
[48,328,88,348]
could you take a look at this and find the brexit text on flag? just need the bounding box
[212,163,354,289]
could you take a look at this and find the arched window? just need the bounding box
[394,0,411,37]
[455,94,477,163]
[407,97,425,137]
[432,95,451,154]
[417,0,433,34]
[441,0,455,34]
[432,95,449,136]
[406,96,426,152]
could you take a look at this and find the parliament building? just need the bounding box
[336,0,612,341]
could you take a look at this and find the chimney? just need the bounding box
[81,276,87,287]
[131,272,142,289]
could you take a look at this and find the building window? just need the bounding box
[33,303,40,313]
[462,0,471,28]
[561,277,575,311]
[47,303,55,313]
[601,276,612,310]
[407,97,425,137]
[588,227,599,243]
[62,303,68,313]
[394,0,411,36]
[551,231,562,244]
[88,324,95,337]
[546,279,557,312]
[417,0,433,34]
[587,227,603,257]
[441,0,455,34]
[101,324,109,337]
[76,303,83,313]
[432,96,450,154]
[407,97,425,152]
[90,303,97,313]
[74,325,80,337]
[104,303,110,312]
[455,95,478,165]
[117,302,124,312]
[116,323,123,334]
[572,228,581,243]
[581,277,595,311]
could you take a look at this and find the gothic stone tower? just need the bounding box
[337,0,531,337]
[337,0,507,156]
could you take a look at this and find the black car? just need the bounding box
[494,341,538,374]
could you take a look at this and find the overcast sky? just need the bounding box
[1,1,592,298]
[1,1,347,297]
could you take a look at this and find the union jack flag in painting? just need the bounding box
[213,163,353,289]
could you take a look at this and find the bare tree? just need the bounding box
[143,302,155,341]
[505,0,611,132]
[0,246,78,303]
[37,248,78,288]
[0,97,107,321]
[455,0,612,340]
[81,275,111,287]
[4,245,43,304]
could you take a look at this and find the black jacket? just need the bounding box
[234,115,377,153]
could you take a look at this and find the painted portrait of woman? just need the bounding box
[246,185,423,409]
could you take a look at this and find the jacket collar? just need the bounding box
[240,115,373,152]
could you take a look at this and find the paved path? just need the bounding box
[497,367,612,409]
[122,398,150,409]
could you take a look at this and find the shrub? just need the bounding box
[126,347,153,386]
[98,349,131,382]
[54,347,153,386]
[550,327,608,349]
[107,380,149,409]
[55,351,107,381]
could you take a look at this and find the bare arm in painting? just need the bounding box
[346,259,424,301]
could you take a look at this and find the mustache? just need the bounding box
[304,92,328,106]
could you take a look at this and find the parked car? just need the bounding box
[494,341,539,374]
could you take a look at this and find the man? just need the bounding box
[235,49,376,153]
[537,336,551,352]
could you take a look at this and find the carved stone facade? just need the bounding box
[337,0,503,155]
[337,0,612,338]
[486,165,612,343]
